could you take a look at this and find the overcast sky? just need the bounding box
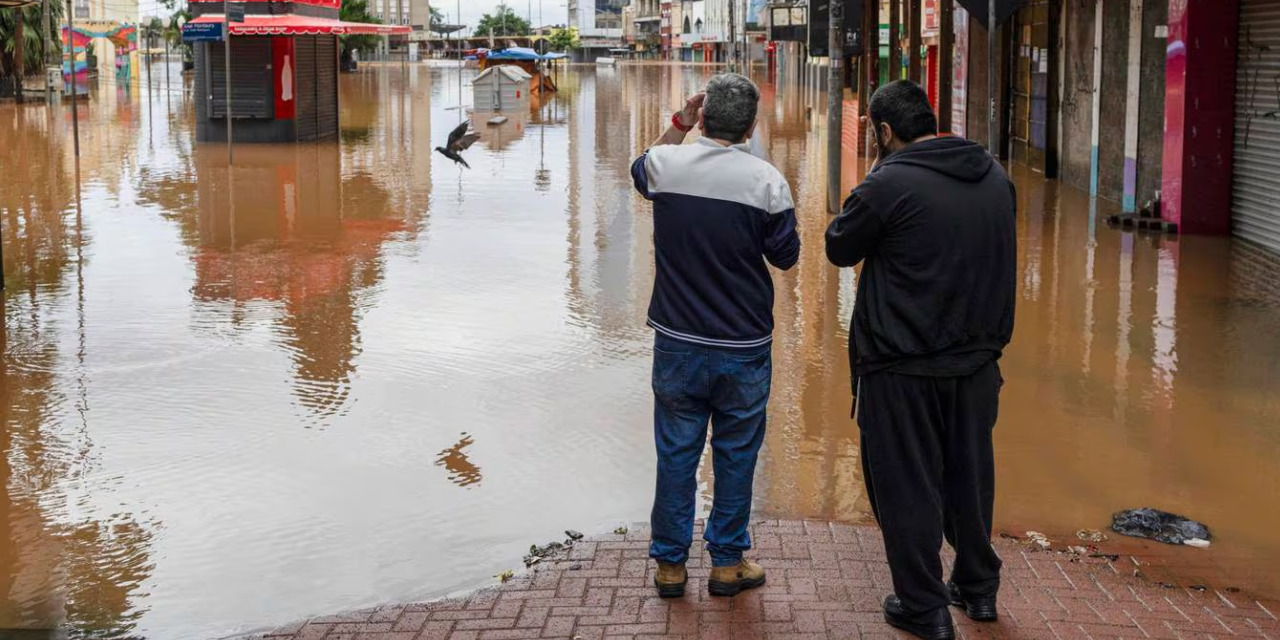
[441,0,571,29]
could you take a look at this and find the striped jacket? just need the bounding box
[631,138,801,349]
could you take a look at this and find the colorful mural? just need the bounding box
[61,22,138,93]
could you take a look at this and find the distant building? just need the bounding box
[372,0,429,56]
[567,0,624,61]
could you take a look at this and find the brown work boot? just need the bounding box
[707,559,766,597]
[654,561,688,598]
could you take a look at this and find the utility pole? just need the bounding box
[888,0,899,81]
[908,0,921,83]
[987,0,996,154]
[65,0,80,157]
[43,0,52,101]
[224,0,234,164]
[727,0,735,71]
[827,0,843,214]
[938,0,952,131]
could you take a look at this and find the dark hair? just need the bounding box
[702,73,760,142]
[868,80,938,143]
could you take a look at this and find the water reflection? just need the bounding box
[2,62,1280,639]
[435,433,482,488]
[2,102,157,638]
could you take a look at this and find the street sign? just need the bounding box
[228,4,245,23]
[182,21,224,42]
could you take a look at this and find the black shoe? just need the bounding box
[947,582,999,621]
[882,595,955,640]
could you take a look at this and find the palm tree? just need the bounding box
[0,1,63,99]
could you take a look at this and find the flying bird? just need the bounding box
[435,121,481,169]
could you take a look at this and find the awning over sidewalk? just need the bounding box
[189,14,411,36]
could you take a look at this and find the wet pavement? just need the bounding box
[251,520,1280,640]
[2,62,1279,639]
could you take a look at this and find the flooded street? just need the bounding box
[2,62,1280,639]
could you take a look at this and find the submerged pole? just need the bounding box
[66,0,80,157]
[224,0,234,164]
[827,0,843,214]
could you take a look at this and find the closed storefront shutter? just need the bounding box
[314,35,338,140]
[207,37,274,119]
[295,35,318,141]
[1233,0,1280,253]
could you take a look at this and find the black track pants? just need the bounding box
[857,361,1004,614]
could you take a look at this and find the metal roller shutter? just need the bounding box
[207,37,274,119]
[314,35,338,140]
[295,36,318,141]
[1233,0,1280,253]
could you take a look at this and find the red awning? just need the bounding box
[189,14,411,36]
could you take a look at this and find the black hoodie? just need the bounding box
[825,136,1017,382]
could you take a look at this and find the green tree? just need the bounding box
[339,0,382,58]
[473,3,530,37]
[429,6,443,27]
[0,0,64,96]
[546,26,579,52]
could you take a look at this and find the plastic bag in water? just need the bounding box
[1111,508,1212,546]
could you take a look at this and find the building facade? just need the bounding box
[946,0,1278,251]
[569,0,626,60]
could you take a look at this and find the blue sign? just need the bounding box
[182,21,224,42]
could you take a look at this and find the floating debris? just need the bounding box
[998,532,1021,541]
[496,569,514,583]
[1076,529,1109,543]
[1184,538,1212,549]
[1026,531,1052,550]
[565,530,584,541]
[1089,553,1120,562]
[1189,585,1208,591]
[614,526,629,535]
[1067,545,1089,556]
[487,116,509,126]
[524,541,567,567]
[1111,508,1212,546]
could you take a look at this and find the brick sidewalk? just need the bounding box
[253,520,1280,640]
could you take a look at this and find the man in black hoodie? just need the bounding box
[825,81,1016,640]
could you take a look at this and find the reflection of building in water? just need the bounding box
[435,433,483,488]
[1,105,156,636]
[187,144,410,422]
[338,68,433,206]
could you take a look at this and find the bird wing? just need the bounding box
[446,121,470,150]
[457,131,481,151]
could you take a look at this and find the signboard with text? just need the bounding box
[182,21,223,41]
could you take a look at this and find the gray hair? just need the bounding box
[702,73,760,143]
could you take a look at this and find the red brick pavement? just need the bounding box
[252,520,1280,640]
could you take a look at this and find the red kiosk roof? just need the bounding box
[190,14,411,36]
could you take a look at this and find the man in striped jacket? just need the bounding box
[630,73,801,599]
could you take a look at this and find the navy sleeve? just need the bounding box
[631,153,654,200]
[825,179,888,268]
[764,209,801,271]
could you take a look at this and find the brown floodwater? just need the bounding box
[2,62,1279,639]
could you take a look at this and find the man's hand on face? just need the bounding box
[679,93,707,129]
[861,116,881,170]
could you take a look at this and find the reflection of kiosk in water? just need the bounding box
[183,0,408,143]
[470,110,529,153]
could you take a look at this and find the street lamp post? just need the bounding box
[224,0,234,164]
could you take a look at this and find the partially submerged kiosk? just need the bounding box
[184,0,409,143]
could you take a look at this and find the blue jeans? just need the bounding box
[649,333,772,567]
